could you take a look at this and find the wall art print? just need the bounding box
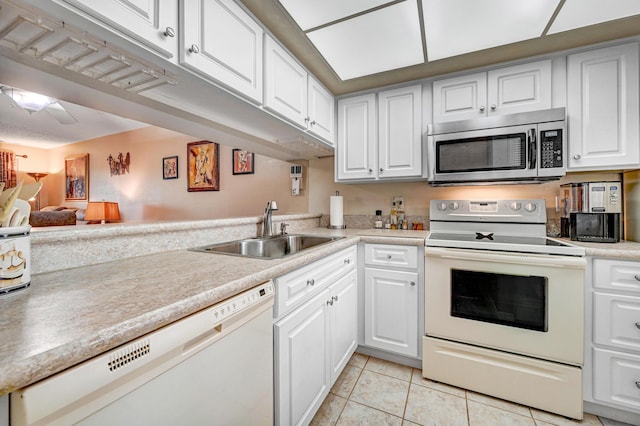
[232,149,254,175]
[107,152,130,176]
[163,156,178,180]
[65,153,89,200]
[187,141,219,191]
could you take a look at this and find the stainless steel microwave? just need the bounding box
[427,108,566,185]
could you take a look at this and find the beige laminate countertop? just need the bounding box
[0,227,427,396]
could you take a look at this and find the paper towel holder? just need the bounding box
[328,191,347,229]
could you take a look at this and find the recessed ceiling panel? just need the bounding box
[278,0,394,31]
[548,0,640,34]
[422,0,560,61]
[307,1,423,81]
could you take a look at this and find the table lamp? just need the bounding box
[85,201,120,224]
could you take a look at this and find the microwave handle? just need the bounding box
[528,128,537,170]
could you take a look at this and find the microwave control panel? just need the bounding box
[540,129,563,168]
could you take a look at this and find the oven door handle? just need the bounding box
[425,247,586,269]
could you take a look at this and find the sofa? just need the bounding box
[29,206,86,227]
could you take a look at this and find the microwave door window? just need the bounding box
[437,134,527,173]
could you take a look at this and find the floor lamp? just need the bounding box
[26,172,48,211]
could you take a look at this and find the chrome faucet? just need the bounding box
[262,201,278,237]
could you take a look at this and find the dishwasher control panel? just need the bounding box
[211,281,274,323]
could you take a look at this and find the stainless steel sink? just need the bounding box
[190,234,344,259]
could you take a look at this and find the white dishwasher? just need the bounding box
[11,281,274,426]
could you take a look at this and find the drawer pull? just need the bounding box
[410,281,416,286]
[636,381,640,389]
[344,258,351,264]
[333,295,339,302]
[635,274,640,281]
[636,322,640,330]
[327,298,334,306]
[307,279,315,286]
[387,255,392,260]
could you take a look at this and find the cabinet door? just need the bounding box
[593,292,640,352]
[593,347,640,413]
[487,59,551,116]
[336,94,377,180]
[378,85,422,178]
[181,0,263,103]
[364,268,419,357]
[432,72,487,122]
[328,269,358,383]
[264,35,308,128]
[307,76,335,144]
[567,42,640,170]
[275,290,330,426]
[61,0,178,60]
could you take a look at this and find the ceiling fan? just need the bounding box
[0,84,78,125]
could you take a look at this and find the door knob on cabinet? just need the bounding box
[490,104,496,111]
[368,169,373,174]
[333,295,339,302]
[379,168,384,173]
[163,27,176,37]
[188,44,200,54]
[636,381,640,389]
[410,281,416,286]
[386,254,392,259]
[635,322,640,329]
[634,274,640,281]
[573,154,581,160]
[344,259,351,264]
[479,106,486,112]
[310,120,316,126]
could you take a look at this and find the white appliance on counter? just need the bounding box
[11,282,274,425]
[423,199,587,419]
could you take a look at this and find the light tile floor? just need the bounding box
[311,353,633,426]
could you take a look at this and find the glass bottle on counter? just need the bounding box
[390,201,398,226]
[374,210,383,229]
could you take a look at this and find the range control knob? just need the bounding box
[449,202,460,210]
[524,203,537,212]
[510,202,522,211]
[437,202,447,211]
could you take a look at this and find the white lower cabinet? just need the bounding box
[274,247,357,426]
[362,244,421,358]
[586,258,640,424]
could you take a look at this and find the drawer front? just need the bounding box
[593,258,640,294]
[274,245,357,319]
[364,244,418,269]
[593,347,640,413]
[593,292,640,352]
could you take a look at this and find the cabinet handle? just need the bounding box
[379,168,383,173]
[368,169,373,174]
[333,295,339,302]
[410,281,416,286]
[636,381,640,389]
[344,258,351,264]
[573,154,581,160]
[310,120,316,126]
[479,106,485,112]
[163,27,175,38]
[636,322,640,329]
[490,104,496,111]
[189,44,200,54]
[304,116,310,123]
[307,279,315,286]
[327,298,334,306]
[634,274,640,281]
[386,254,392,259]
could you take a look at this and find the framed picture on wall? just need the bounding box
[232,149,254,175]
[163,156,178,180]
[187,141,219,191]
[65,154,89,200]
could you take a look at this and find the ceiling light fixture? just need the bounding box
[0,86,56,113]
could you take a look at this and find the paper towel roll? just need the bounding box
[330,195,344,228]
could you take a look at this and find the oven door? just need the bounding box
[425,246,586,365]
[428,124,537,183]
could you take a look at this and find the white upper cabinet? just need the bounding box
[433,60,552,122]
[567,42,640,171]
[264,35,308,127]
[60,0,179,60]
[336,85,422,181]
[180,0,263,103]
[378,85,422,178]
[307,75,335,144]
[336,94,377,180]
[264,35,335,144]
